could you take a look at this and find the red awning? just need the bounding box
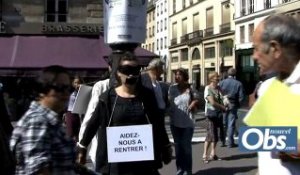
[0,35,158,69]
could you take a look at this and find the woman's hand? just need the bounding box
[188,100,198,112]
[76,146,87,165]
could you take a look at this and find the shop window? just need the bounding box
[192,48,200,60]
[181,48,189,61]
[220,40,233,57]
[205,47,215,59]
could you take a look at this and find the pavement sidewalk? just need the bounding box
[159,142,258,175]
[166,108,249,143]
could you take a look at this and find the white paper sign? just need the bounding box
[106,124,154,163]
[72,85,92,114]
[103,0,147,44]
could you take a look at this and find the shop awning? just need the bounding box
[0,35,158,69]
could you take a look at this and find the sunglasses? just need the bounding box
[118,65,141,76]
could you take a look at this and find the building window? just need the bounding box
[249,0,254,14]
[152,43,155,52]
[45,0,68,22]
[157,22,159,32]
[241,0,246,16]
[181,48,188,61]
[182,18,187,35]
[152,26,154,36]
[164,36,167,48]
[240,26,245,43]
[149,27,151,37]
[148,13,151,22]
[205,7,214,36]
[222,1,230,24]
[160,38,163,49]
[219,40,233,57]
[193,13,199,31]
[183,0,186,9]
[206,7,213,28]
[172,22,177,39]
[205,47,215,59]
[161,3,163,14]
[161,20,163,32]
[282,0,291,3]
[248,23,254,42]
[152,11,155,20]
[192,48,200,60]
[171,56,178,62]
[171,51,179,62]
[164,18,167,30]
[173,0,176,14]
[264,0,271,9]
[157,39,159,50]
[190,0,193,5]
[157,5,159,16]
[165,0,167,12]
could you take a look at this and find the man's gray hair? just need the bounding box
[147,58,165,70]
[227,68,236,76]
[261,14,300,56]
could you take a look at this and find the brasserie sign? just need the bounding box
[42,24,102,34]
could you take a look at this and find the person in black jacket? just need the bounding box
[0,86,15,175]
[77,52,172,175]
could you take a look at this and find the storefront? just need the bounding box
[0,23,158,120]
[235,48,259,95]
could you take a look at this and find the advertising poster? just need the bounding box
[106,124,154,163]
[103,0,147,44]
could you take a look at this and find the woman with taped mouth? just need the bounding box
[77,52,172,175]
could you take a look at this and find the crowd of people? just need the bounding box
[0,13,299,175]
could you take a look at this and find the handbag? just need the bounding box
[206,108,221,119]
[206,87,222,119]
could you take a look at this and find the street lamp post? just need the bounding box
[103,0,148,87]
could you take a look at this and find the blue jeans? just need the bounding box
[224,108,238,146]
[170,125,194,173]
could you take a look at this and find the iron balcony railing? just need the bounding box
[220,23,231,33]
[171,38,177,46]
[204,27,213,37]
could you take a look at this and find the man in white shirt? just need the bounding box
[78,63,111,167]
[251,14,300,175]
[141,58,169,114]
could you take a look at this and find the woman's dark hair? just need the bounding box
[175,68,189,81]
[117,52,138,66]
[115,52,139,86]
[73,75,84,84]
